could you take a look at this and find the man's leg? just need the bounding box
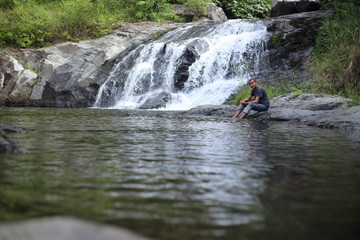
[231,104,246,118]
[239,103,268,119]
[239,112,248,119]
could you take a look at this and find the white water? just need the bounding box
[94,20,269,110]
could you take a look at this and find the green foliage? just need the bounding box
[0,1,55,48]
[0,0,181,48]
[307,0,360,103]
[0,0,16,9]
[214,0,272,19]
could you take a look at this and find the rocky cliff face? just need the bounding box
[0,10,329,108]
[0,22,203,107]
[261,10,330,87]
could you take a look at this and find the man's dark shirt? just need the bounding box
[250,86,270,107]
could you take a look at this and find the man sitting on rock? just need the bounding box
[231,78,270,119]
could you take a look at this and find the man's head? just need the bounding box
[248,78,258,89]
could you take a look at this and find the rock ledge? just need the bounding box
[186,93,360,130]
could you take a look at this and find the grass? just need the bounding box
[307,1,360,104]
[0,0,182,48]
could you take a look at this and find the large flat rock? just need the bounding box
[0,217,153,240]
[186,93,360,130]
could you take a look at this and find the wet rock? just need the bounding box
[186,104,237,117]
[139,91,172,109]
[0,124,26,154]
[0,217,153,240]
[0,131,25,154]
[271,0,321,17]
[0,124,23,133]
[174,39,209,91]
[261,10,331,86]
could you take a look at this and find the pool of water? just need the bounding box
[1,107,359,240]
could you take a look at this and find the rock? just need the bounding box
[185,94,360,130]
[174,39,209,91]
[139,91,172,109]
[0,124,26,154]
[186,104,238,117]
[0,217,153,240]
[271,0,321,17]
[0,124,23,133]
[0,130,26,154]
[261,10,331,86]
[270,93,352,110]
[206,3,228,22]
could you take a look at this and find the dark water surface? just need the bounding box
[1,107,360,240]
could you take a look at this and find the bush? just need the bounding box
[0,0,182,48]
[0,1,55,48]
[214,0,272,19]
[0,0,15,9]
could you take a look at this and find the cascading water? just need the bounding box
[94,20,269,110]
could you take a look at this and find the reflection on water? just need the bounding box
[0,107,359,240]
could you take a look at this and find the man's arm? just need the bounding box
[247,96,260,104]
[240,95,253,104]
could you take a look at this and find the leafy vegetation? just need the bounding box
[0,0,272,48]
[0,0,181,48]
[214,0,272,19]
[307,0,360,103]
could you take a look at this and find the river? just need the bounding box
[1,107,359,240]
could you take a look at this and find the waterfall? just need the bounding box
[94,20,269,110]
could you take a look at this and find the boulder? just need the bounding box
[0,126,26,154]
[174,39,209,91]
[186,104,237,117]
[0,217,152,240]
[271,0,321,17]
[139,91,172,109]
[206,3,228,22]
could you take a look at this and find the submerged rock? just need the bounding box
[0,217,153,240]
[0,125,26,154]
[139,91,172,109]
[186,93,360,130]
